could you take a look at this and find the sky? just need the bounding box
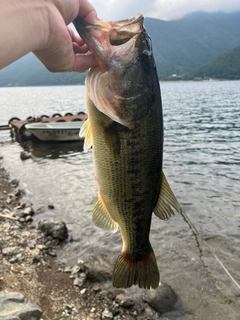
[90,0,240,21]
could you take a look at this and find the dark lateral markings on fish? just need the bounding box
[74,14,182,290]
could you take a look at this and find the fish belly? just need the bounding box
[87,90,163,289]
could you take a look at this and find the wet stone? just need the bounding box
[143,282,177,315]
[10,179,19,187]
[38,219,68,240]
[20,151,32,161]
[84,254,114,282]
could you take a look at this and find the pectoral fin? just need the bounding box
[92,197,118,232]
[153,172,182,220]
[80,119,93,152]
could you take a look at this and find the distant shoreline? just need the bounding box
[1,78,240,88]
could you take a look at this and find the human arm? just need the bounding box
[0,0,97,71]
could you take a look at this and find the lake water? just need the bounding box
[0,81,240,319]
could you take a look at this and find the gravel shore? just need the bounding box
[0,165,176,320]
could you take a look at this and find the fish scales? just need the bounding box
[74,14,181,289]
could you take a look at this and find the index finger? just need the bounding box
[78,0,97,24]
[54,0,97,25]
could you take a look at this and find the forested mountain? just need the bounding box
[0,54,87,86]
[145,11,240,78]
[189,45,240,80]
[1,11,240,86]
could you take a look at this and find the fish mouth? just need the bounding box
[74,14,144,70]
[74,14,153,129]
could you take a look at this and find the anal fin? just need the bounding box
[153,172,182,220]
[92,197,118,233]
[80,119,93,152]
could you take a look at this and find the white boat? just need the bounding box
[25,121,85,141]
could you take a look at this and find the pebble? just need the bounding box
[32,255,41,264]
[107,289,125,301]
[64,266,72,273]
[73,273,87,287]
[25,215,33,223]
[24,206,34,216]
[20,151,32,160]
[3,222,11,230]
[2,246,19,256]
[10,179,19,187]
[115,294,135,308]
[80,288,87,295]
[47,249,57,257]
[37,245,46,250]
[109,303,120,317]
[27,239,37,249]
[14,210,25,218]
[9,257,18,263]
[102,309,114,319]
[71,265,81,275]
[91,283,102,292]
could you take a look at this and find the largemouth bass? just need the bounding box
[74,15,181,289]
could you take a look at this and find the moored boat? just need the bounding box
[7,112,87,141]
[25,121,85,141]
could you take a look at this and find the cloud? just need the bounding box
[91,0,240,21]
[149,0,240,20]
[90,0,156,21]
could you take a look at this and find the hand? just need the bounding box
[33,0,98,72]
[0,0,98,71]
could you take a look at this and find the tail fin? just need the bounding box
[112,247,160,289]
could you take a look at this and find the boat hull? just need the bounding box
[25,122,85,141]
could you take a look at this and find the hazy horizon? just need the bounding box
[89,0,240,21]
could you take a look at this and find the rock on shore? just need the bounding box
[0,291,42,320]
